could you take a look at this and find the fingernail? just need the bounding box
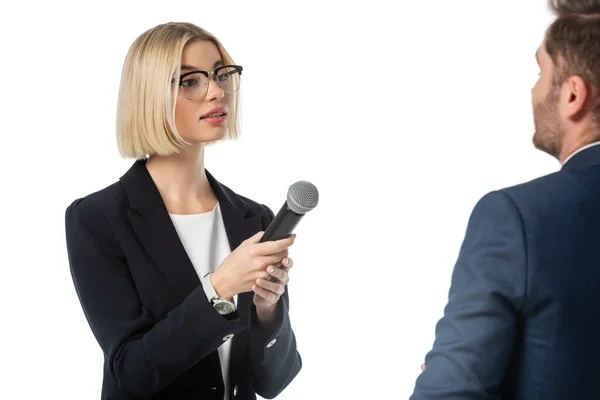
[268,266,274,273]
[283,258,289,266]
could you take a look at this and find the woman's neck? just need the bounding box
[145,145,218,214]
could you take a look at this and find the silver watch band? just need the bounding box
[200,271,219,302]
[201,272,237,313]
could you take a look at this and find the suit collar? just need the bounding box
[118,159,261,303]
[561,141,600,171]
[119,158,249,218]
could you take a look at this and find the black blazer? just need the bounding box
[65,159,302,400]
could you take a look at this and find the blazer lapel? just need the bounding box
[205,169,263,254]
[120,160,198,300]
[205,169,262,321]
[119,159,262,304]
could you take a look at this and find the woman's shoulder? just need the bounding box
[64,180,128,264]
[65,180,127,225]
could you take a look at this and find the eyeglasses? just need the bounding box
[174,65,243,101]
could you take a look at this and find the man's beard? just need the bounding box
[533,85,564,159]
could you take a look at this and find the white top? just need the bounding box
[169,202,237,399]
[562,141,600,165]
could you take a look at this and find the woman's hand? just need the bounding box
[253,256,293,309]
[211,232,295,300]
[253,255,293,328]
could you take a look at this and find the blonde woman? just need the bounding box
[65,22,301,400]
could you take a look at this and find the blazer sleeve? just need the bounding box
[246,204,303,399]
[65,198,247,399]
[410,190,527,399]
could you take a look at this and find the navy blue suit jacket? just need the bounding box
[64,159,301,400]
[411,144,600,399]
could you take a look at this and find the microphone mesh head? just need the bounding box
[287,181,319,214]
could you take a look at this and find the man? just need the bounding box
[411,1,600,398]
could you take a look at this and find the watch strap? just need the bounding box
[201,272,237,314]
[201,271,219,302]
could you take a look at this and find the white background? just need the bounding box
[1,1,557,398]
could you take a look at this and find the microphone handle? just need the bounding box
[260,201,304,242]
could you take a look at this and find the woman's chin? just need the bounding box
[186,130,226,144]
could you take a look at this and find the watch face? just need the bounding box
[214,300,235,315]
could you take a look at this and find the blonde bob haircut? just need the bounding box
[116,22,241,159]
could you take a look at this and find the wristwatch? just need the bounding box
[201,272,237,315]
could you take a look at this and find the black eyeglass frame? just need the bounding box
[172,64,244,99]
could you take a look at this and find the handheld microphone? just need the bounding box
[260,181,319,242]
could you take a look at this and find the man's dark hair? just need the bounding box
[546,0,600,123]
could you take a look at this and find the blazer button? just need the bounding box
[222,333,234,342]
[233,384,239,396]
[267,338,277,348]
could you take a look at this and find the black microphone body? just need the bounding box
[260,202,304,242]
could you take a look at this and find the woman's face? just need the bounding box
[174,40,234,144]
